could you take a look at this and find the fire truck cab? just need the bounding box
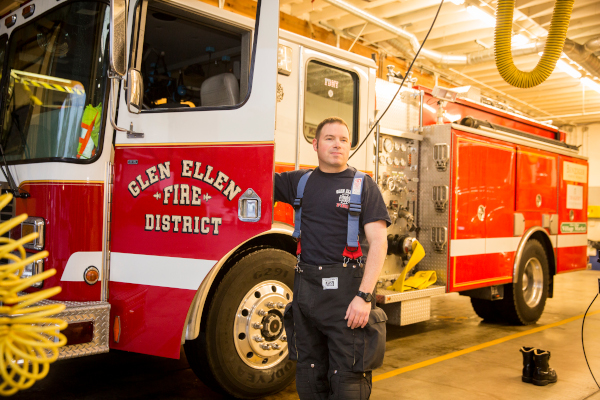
[0,0,589,398]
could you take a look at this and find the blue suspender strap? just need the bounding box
[292,171,312,239]
[346,170,366,248]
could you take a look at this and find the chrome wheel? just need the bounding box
[233,280,292,370]
[522,257,543,308]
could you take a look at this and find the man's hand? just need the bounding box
[345,296,371,329]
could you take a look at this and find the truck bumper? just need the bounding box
[40,299,111,359]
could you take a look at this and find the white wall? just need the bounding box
[571,123,600,205]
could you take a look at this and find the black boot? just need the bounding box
[532,349,558,386]
[520,346,535,383]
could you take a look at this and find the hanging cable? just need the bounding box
[349,0,445,160]
[0,193,66,396]
[582,291,600,390]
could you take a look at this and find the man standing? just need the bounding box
[276,117,390,399]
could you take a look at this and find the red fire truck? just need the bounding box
[0,0,588,398]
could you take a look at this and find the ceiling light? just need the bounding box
[557,60,582,79]
[512,34,529,46]
[582,77,600,94]
[466,5,496,27]
[449,0,465,4]
[538,52,582,79]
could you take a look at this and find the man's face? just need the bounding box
[312,123,351,171]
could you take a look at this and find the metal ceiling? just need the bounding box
[281,0,600,127]
[0,0,597,126]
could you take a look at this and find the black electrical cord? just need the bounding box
[582,291,600,390]
[348,0,445,160]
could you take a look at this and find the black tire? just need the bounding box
[470,298,502,322]
[184,248,297,399]
[497,239,549,325]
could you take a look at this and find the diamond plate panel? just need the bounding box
[33,298,110,360]
[376,285,445,304]
[380,297,431,326]
[417,125,453,286]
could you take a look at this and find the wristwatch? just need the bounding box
[356,291,373,303]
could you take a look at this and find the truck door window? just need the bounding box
[0,34,7,87]
[0,2,109,163]
[304,61,358,147]
[133,5,252,111]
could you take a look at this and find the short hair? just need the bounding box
[314,117,350,141]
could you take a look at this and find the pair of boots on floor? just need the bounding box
[520,347,557,386]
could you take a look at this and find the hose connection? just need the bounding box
[0,193,66,396]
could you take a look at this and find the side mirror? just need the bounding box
[127,69,143,114]
[109,0,127,77]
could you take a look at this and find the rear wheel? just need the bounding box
[184,248,297,399]
[470,298,502,322]
[497,239,549,325]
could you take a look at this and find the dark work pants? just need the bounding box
[284,262,385,400]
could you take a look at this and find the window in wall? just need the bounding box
[134,5,252,110]
[304,61,358,146]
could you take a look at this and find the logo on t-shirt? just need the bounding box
[336,189,351,209]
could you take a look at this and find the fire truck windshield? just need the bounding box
[0,2,109,164]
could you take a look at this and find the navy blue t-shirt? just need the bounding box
[275,166,391,265]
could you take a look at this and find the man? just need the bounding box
[276,117,390,399]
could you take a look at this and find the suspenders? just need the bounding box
[292,171,312,240]
[292,169,366,266]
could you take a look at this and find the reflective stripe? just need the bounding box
[556,233,587,248]
[110,252,215,290]
[61,251,103,281]
[450,238,486,257]
[486,237,522,253]
[450,234,587,257]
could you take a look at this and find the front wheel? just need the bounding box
[497,239,549,325]
[184,248,297,399]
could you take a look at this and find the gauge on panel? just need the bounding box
[383,138,393,153]
[394,157,400,166]
[400,144,407,152]
[394,142,401,151]
[387,177,396,192]
[386,156,393,165]
[400,158,407,166]
[379,154,387,165]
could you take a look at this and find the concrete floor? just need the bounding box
[11,270,600,400]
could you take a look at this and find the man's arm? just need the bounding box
[274,172,295,205]
[345,220,388,329]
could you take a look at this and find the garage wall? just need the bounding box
[569,124,600,206]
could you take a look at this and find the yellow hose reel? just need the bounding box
[495,0,575,88]
[0,193,66,396]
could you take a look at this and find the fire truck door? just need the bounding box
[108,1,279,358]
[556,156,588,273]
[452,131,516,291]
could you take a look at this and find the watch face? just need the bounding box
[358,291,373,302]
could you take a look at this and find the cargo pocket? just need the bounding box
[352,307,387,372]
[283,302,297,361]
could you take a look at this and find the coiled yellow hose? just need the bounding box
[0,193,66,396]
[495,0,575,88]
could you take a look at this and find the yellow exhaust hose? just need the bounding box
[0,193,66,396]
[387,240,425,293]
[495,0,575,88]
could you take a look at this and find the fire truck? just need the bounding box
[0,0,588,398]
